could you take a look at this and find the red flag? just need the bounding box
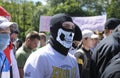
[0,6,11,21]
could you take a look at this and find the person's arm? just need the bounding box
[74,51,84,78]
[10,50,20,78]
[16,52,26,78]
[101,69,120,78]
[18,67,24,78]
[100,58,120,78]
[112,72,120,78]
[24,52,49,78]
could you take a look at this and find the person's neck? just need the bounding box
[82,45,90,51]
[41,43,46,47]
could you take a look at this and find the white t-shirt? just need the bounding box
[10,49,20,78]
[24,44,80,78]
[69,47,77,55]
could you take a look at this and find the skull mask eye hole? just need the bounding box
[69,33,72,37]
[56,28,75,48]
[60,33,65,40]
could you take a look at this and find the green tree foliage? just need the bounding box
[106,0,120,19]
[32,5,48,32]
[1,1,38,41]
[47,0,92,16]
[1,0,120,40]
[46,0,107,15]
[46,0,66,7]
[79,0,107,15]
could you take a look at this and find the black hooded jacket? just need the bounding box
[91,25,120,78]
[100,52,120,78]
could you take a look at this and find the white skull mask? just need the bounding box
[56,28,74,48]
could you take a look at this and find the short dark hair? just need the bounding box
[105,18,120,30]
[10,30,19,34]
[26,31,40,40]
[39,32,46,41]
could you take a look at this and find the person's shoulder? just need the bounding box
[24,44,52,64]
[68,53,76,59]
[101,58,120,78]
[99,35,116,46]
[67,53,78,64]
[16,45,24,52]
[16,47,25,56]
[33,44,52,56]
[93,37,114,53]
[74,48,85,58]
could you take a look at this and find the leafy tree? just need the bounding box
[47,0,92,16]
[46,0,66,7]
[1,0,120,40]
[32,4,48,32]
[1,1,37,41]
[46,0,107,15]
[106,0,120,19]
[79,0,106,15]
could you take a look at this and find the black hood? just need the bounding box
[50,13,73,39]
[73,24,82,41]
[49,13,74,56]
[72,24,82,49]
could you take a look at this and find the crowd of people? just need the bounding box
[0,13,120,78]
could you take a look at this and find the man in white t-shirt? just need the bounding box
[24,13,80,78]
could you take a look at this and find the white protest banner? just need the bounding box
[39,16,51,32]
[39,15,106,32]
[72,15,106,31]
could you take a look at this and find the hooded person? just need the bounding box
[49,13,75,56]
[24,13,80,78]
[91,24,120,78]
[69,24,82,55]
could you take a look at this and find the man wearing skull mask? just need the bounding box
[24,13,80,78]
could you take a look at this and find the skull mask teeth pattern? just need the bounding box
[56,28,74,48]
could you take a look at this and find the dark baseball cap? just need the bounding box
[105,18,120,29]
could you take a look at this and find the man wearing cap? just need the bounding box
[74,29,99,78]
[0,16,20,78]
[91,18,120,78]
[24,13,80,78]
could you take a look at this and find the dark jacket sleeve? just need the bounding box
[91,38,116,78]
[74,51,84,78]
[101,57,120,78]
[90,59,97,78]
